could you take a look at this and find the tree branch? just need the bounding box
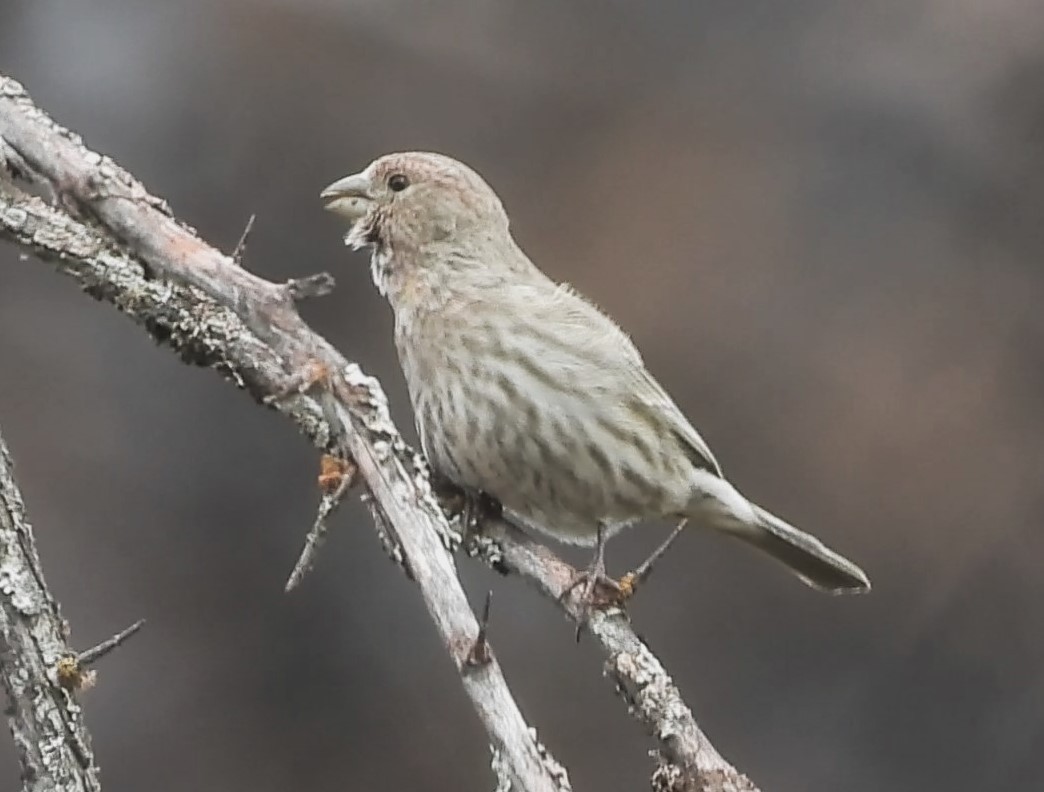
[469,522,757,791]
[0,72,760,791]
[0,426,100,790]
[0,73,568,792]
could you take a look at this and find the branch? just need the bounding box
[469,521,757,791]
[0,74,568,792]
[0,432,86,788]
[0,73,760,791]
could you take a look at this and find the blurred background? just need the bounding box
[2,1,1043,790]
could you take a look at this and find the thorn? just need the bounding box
[465,590,494,668]
[56,618,147,692]
[231,213,256,266]
[618,518,688,600]
[286,272,336,301]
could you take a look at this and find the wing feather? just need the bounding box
[529,279,723,477]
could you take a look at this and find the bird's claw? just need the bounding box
[561,566,628,642]
[561,566,625,604]
[561,519,689,640]
[560,524,629,640]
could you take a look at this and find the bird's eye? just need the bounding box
[388,173,409,192]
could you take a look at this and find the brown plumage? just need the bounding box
[322,152,870,595]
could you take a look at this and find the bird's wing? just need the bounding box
[538,281,645,364]
[630,365,723,476]
[537,281,724,477]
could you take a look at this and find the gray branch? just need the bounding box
[0,72,760,792]
[0,73,566,792]
[0,427,101,791]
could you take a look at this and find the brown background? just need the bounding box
[2,1,1042,790]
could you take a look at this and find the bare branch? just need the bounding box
[0,72,762,791]
[55,619,146,694]
[286,455,358,592]
[75,618,146,669]
[0,427,101,791]
[0,73,569,792]
[468,520,759,791]
[620,518,689,600]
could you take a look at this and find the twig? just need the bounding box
[0,73,568,792]
[231,212,255,266]
[56,619,147,693]
[619,518,689,600]
[0,72,762,791]
[76,618,146,667]
[286,455,357,591]
[0,426,102,791]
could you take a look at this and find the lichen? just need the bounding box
[2,206,27,229]
[0,554,42,615]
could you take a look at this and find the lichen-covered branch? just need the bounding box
[0,72,761,791]
[469,522,758,791]
[0,73,567,792]
[0,427,101,791]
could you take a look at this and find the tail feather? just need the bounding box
[736,504,871,594]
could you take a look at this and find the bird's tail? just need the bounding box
[730,502,870,594]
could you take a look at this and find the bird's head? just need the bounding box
[321,152,509,256]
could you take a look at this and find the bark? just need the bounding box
[0,429,101,792]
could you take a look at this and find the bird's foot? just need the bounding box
[560,525,626,640]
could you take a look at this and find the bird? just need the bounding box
[320,151,870,608]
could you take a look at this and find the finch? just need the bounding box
[321,152,870,599]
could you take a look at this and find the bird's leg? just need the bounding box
[617,518,688,600]
[561,518,689,634]
[561,524,626,638]
[477,491,503,529]
[431,473,467,517]
[458,491,493,539]
[434,475,501,540]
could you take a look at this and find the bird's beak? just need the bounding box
[321,171,374,221]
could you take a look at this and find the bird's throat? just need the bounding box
[369,248,394,298]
